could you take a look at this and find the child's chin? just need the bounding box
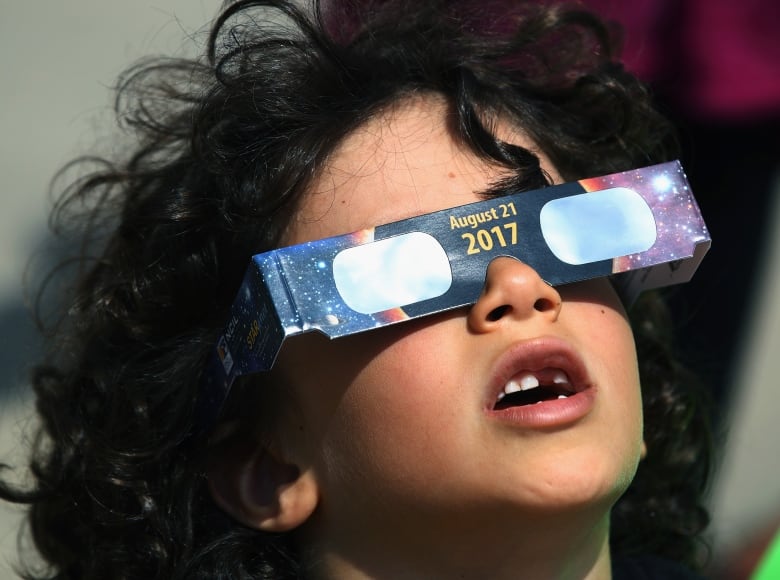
[504,458,638,513]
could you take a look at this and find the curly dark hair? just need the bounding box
[0,0,712,578]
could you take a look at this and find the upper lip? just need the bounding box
[486,336,592,408]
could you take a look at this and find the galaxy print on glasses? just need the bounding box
[579,161,711,302]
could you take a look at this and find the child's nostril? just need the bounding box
[487,305,510,322]
[534,298,555,312]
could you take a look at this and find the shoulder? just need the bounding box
[612,555,708,580]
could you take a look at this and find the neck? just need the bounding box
[300,508,614,580]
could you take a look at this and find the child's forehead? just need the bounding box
[283,97,560,246]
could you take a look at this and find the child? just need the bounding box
[0,0,713,578]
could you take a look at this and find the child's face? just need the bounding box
[269,97,643,549]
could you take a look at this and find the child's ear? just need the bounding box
[207,433,319,532]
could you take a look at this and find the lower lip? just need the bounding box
[485,387,596,428]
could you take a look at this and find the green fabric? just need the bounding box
[753,527,780,580]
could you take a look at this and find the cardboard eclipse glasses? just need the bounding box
[204,160,710,405]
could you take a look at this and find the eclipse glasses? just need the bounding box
[200,160,710,418]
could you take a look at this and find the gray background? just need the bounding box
[0,3,219,576]
[1,2,779,578]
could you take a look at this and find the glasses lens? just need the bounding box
[333,232,453,314]
[540,187,656,265]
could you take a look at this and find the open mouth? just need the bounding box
[493,369,577,410]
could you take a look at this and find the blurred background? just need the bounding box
[1,1,778,578]
[583,1,780,577]
[0,3,220,577]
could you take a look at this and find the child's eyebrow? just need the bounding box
[476,177,548,201]
[476,181,519,200]
[476,167,553,201]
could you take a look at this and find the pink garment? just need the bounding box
[583,0,780,120]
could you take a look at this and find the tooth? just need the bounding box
[552,371,569,385]
[518,373,539,391]
[497,392,505,402]
[503,374,540,395]
[557,394,568,399]
[504,379,522,394]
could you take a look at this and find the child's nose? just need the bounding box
[467,257,562,333]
